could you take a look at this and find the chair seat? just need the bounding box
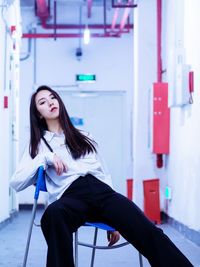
[85,222,115,231]
[75,221,143,267]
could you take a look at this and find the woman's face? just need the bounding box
[35,90,60,121]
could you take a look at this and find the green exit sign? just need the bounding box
[76,74,96,83]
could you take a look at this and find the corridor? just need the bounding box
[0,209,200,267]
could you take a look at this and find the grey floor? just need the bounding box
[0,210,200,267]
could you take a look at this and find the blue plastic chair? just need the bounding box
[23,166,143,267]
[23,166,47,267]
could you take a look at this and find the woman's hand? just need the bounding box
[107,230,120,246]
[53,154,68,175]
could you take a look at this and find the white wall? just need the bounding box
[0,2,9,222]
[133,0,164,209]
[18,4,134,204]
[0,0,21,223]
[133,0,200,231]
[162,0,200,231]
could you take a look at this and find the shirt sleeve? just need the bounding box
[10,144,55,192]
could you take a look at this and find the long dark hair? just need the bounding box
[29,85,97,159]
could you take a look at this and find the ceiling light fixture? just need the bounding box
[83,25,90,45]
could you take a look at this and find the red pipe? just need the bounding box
[112,0,137,8]
[40,22,133,30]
[36,0,49,21]
[54,0,57,39]
[33,0,133,39]
[87,0,92,18]
[22,33,120,38]
[156,0,163,168]
[119,0,132,34]
[103,0,107,34]
[35,0,133,31]
[111,9,119,31]
[127,15,131,33]
[111,0,121,31]
[157,0,162,82]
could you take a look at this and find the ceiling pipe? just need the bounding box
[109,0,131,35]
[111,0,121,32]
[118,3,132,34]
[76,5,82,59]
[119,0,132,35]
[28,0,133,39]
[112,0,137,8]
[40,23,133,30]
[20,29,33,61]
[111,8,119,31]
[53,0,57,40]
[87,0,92,18]
[39,0,133,31]
[111,0,136,35]
[103,0,128,36]
[126,15,131,33]
[103,0,107,34]
[35,0,50,22]
[22,33,121,38]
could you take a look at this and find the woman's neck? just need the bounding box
[46,120,63,134]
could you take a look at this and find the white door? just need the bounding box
[59,90,131,195]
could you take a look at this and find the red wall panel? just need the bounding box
[153,83,170,154]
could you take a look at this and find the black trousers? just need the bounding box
[41,174,193,267]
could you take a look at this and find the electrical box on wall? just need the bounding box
[152,83,170,154]
[168,64,191,107]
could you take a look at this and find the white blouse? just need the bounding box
[10,131,113,203]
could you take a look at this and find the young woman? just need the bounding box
[10,85,193,267]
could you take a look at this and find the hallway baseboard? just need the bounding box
[162,212,200,247]
[19,204,45,210]
[0,209,18,231]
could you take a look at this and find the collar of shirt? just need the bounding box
[44,130,64,142]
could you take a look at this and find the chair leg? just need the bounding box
[138,252,143,267]
[22,199,38,267]
[74,231,78,267]
[90,227,98,267]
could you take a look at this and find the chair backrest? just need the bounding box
[34,166,47,200]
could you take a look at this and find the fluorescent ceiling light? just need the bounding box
[83,26,90,45]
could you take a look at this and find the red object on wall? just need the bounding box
[143,179,161,224]
[126,179,133,200]
[4,96,8,109]
[189,71,194,93]
[156,154,163,168]
[10,25,16,34]
[153,83,170,154]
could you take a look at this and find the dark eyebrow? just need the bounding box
[37,93,54,103]
[37,97,46,104]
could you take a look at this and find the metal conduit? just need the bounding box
[22,0,135,39]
